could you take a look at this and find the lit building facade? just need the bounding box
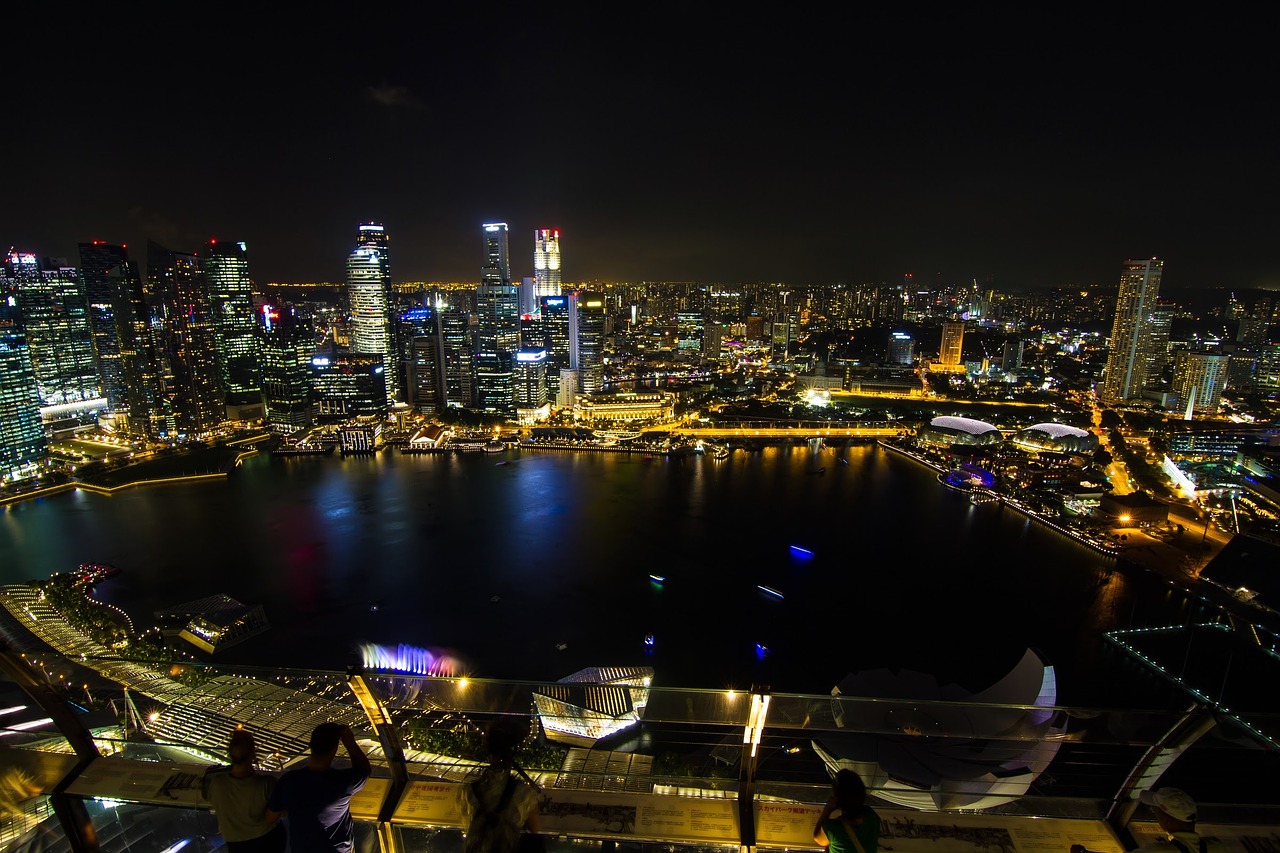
[148,241,225,436]
[6,252,101,407]
[1173,350,1230,416]
[0,274,46,481]
[539,295,571,403]
[436,308,472,409]
[108,260,169,438]
[514,347,549,423]
[938,321,965,369]
[477,223,519,354]
[260,305,316,432]
[397,307,441,412]
[310,350,388,422]
[574,391,675,423]
[533,228,562,305]
[205,240,263,418]
[473,350,514,416]
[346,223,394,403]
[1101,258,1164,405]
[77,242,129,410]
[888,331,914,366]
[570,291,606,394]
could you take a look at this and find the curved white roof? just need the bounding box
[930,415,1000,436]
[1022,422,1090,439]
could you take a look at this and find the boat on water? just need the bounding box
[789,545,815,559]
[757,585,785,599]
[75,563,120,584]
[271,442,334,456]
[649,573,666,583]
[483,440,506,453]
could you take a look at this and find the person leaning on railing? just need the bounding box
[1071,788,1225,853]
[813,769,880,853]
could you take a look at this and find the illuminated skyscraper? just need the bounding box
[148,241,225,436]
[514,347,549,423]
[1101,258,1164,405]
[1173,350,1230,417]
[533,229,562,304]
[78,241,130,410]
[260,304,315,433]
[888,331,914,366]
[938,321,964,369]
[473,350,514,416]
[205,240,263,419]
[539,295,570,403]
[311,349,387,422]
[346,222,394,403]
[6,252,101,407]
[108,259,169,438]
[436,307,473,409]
[397,307,441,412]
[476,223,519,353]
[570,291,606,394]
[0,272,46,481]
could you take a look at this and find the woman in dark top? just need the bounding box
[813,769,880,853]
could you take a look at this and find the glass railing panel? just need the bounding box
[83,800,219,853]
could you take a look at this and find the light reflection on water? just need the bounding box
[0,444,1187,704]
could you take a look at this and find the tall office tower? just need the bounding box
[5,252,101,407]
[78,242,130,410]
[397,307,441,412]
[533,228,562,305]
[147,241,225,436]
[875,281,906,322]
[569,291,606,394]
[0,273,46,481]
[473,350,514,415]
[260,305,316,433]
[476,223,519,353]
[514,347,549,423]
[1101,258,1164,405]
[888,332,915,366]
[346,222,394,403]
[205,240,263,419]
[771,320,792,360]
[107,260,169,438]
[1255,343,1280,393]
[436,308,473,409]
[676,310,704,353]
[539,295,571,403]
[938,321,965,368]
[1173,351,1230,417]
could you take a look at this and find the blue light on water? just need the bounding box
[789,545,814,558]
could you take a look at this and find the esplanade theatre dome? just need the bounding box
[1013,423,1099,454]
[918,415,1003,447]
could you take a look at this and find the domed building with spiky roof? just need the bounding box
[1013,422,1099,455]
[917,415,1003,447]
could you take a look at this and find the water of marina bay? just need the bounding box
[0,443,1209,708]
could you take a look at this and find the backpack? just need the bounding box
[464,774,522,853]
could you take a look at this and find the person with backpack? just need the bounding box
[457,717,542,853]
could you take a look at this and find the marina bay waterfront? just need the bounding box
[0,444,1204,707]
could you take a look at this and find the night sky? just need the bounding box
[6,6,1278,290]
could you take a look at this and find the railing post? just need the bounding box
[346,667,409,853]
[1106,703,1217,843]
[0,648,100,853]
[737,685,771,853]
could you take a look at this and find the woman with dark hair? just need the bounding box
[813,769,880,853]
[201,729,286,853]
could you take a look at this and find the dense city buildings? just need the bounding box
[397,307,440,412]
[570,291,606,395]
[106,257,168,438]
[1173,350,1231,416]
[533,228,562,306]
[1101,258,1164,405]
[311,350,387,422]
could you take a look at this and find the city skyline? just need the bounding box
[5,8,1279,290]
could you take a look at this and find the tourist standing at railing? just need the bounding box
[457,716,543,853]
[267,722,371,853]
[202,729,286,853]
[813,769,881,853]
[1072,788,1224,853]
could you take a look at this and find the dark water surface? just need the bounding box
[0,444,1207,705]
